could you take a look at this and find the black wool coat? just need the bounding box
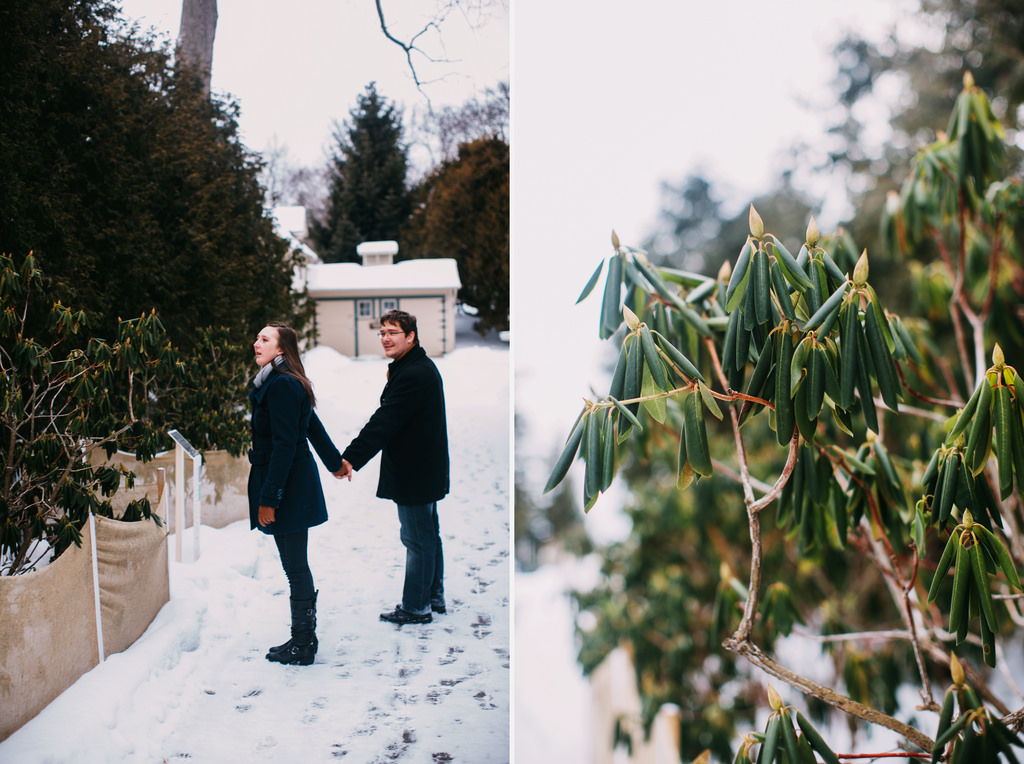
[247,369,343,535]
[341,345,450,505]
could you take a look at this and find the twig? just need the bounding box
[902,545,934,704]
[374,0,453,99]
[724,638,934,752]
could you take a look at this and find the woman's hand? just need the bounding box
[333,460,353,481]
[258,505,276,526]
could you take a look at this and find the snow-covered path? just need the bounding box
[0,342,510,763]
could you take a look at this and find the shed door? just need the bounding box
[355,299,381,356]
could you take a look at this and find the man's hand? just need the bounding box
[333,459,353,481]
[258,505,275,526]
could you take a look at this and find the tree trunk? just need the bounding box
[177,0,218,96]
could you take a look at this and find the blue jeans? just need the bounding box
[274,529,315,602]
[396,502,444,615]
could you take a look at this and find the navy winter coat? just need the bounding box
[341,345,450,505]
[247,368,343,535]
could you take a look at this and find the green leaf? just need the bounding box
[576,259,605,304]
[775,327,795,446]
[768,235,814,292]
[769,258,798,321]
[600,408,616,493]
[640,325,669,391]
[795,712,840,764]
[599,253,624,338]
[544,409,586,493]
[754,248,771,325]
[684,391,712,477]
[652,330,706,384]
[608,395,642,433]
[697,380,723,421]
[641,366,668,424]
[726,240,753,312]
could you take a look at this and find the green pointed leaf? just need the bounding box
[697,380,723,421]
[641,366,668,424]
[581,259,602,301]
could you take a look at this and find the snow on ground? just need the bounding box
[0,334,510,764]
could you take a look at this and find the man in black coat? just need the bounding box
[338,310,450,625]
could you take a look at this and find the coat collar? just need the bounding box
[387,344,426,375]
[249,365,282,404]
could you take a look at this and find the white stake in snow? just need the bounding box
[168,430,202,563]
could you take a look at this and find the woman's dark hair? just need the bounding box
[380,309,418,344]
[268,323,316,406]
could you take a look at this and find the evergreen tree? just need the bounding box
[310,83,412,263]
[0,0,301,351]
[401,136,509,334]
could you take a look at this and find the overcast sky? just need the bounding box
[117,0,510,170]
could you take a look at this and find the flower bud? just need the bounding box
[749,204,764,238]
[766,684,783,712]
[611,230,620,249]
[853,250,869,286]
[623,304,641,332]
[806,216,820,247]
[950,651,965,687]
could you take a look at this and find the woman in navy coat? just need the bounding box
[248,323,345,665]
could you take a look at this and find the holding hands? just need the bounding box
[333,459,353,481]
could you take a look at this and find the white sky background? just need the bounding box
[117,0,510,171]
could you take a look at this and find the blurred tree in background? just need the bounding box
[514,416,593,572]
[414,81,510,165]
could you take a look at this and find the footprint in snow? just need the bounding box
[438,646,464,665]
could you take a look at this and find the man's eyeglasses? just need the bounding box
[378,330,406,338]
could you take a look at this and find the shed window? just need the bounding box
[357,300,373,318]
[381,298,398,313]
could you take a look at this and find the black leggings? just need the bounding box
[274,529,314,601]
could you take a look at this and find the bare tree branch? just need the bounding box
[374,0,454,100]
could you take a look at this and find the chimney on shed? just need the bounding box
[356,240,398,267]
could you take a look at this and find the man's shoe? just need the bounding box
[380,606,432,625]
[431,601,447,615]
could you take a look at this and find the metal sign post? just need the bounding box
[168,429,202,563]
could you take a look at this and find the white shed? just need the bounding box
[305,241,462,357]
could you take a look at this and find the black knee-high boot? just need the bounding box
[266,590,317,665]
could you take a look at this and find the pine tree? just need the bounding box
[311,83,412,263]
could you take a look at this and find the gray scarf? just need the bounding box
[253,354,286,388]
